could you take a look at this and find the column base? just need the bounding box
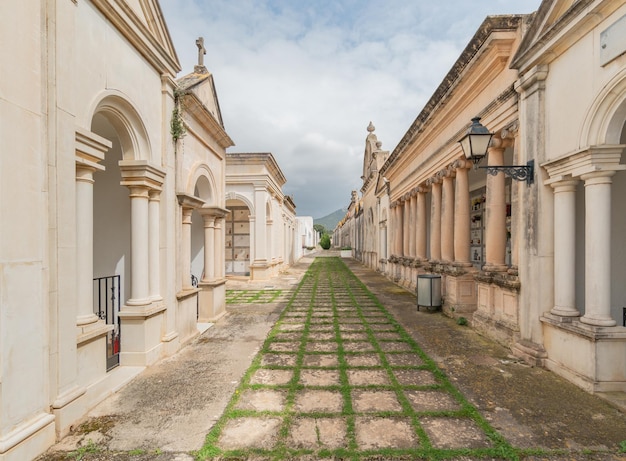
[550,306,580,317]
[580,314,617,327]
[198,279,226,322]
[119,302,167,366]
[481,263,509,272]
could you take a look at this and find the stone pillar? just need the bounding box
[181,206,194,290]
[126,186,151,305]
[441,169,455,263]
[397,201,404,256]
[254,187,267,263]
[484,146,507,271]
[76,165,100,325]
[580,171,616,326]
[409,191,417,258]
[416,187,428,260]
[453,160,471,265]
[267,219,274,265]
[214,217,224,279]
[550,180,579,317]
[403,195,410,257]
[429,178,442,262]
[202,213,215,282]
[148,190,162,301]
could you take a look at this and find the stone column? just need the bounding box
[214,217,224,279]
[416,186,428,260]
[403,195,410,257]
[126,186,151,305]
[254,187,267,263]
[397,201,404,256]
[201,213,215,282]
[180,206,194,290]
[148,190,162,301]
[76,165,100,325]
[453,160,471,265]
[580,171,616,326]
[550,180,579,317]
[429,178,442,262]
[409,191,417,258]
[441,169,455,263]
[484,145,507,271]
[267,219,274,263]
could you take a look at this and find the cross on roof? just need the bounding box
[196,37,206,67]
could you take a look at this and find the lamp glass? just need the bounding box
[458,117,492,164]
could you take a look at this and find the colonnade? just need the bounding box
[389,142,513,274]
[546,146,626,327]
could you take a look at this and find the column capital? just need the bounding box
[549,178,579,192]
[426,176,441,186]
[76,165,97,184]
[75,127,110,171]
[176,193,204,210]
[581,170,616,185]
[127,184,150,199]
[198,206,229,218]
[119,160,166,191]
[489,135,514,150]
[452,158,471,170]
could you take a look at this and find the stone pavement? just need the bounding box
[37,252,626,460]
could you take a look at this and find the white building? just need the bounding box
[337,0,626,397]
[0,1,237,459]
[225,153,297,280]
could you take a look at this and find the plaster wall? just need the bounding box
[74,2,163,160]
[543,4,626,158]
[0,1,53,448]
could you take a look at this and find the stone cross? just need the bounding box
[196,37,206,67]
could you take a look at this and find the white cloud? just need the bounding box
[160,0,542,218]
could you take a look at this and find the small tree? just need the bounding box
[313,224,326,236]
[319,233,331,250]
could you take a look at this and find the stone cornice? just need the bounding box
[511,0,622,73]
[91,0,181,76]
[75,127,111,171]
[226,152,287,187]
[119,159,166,190]
[181,91,234,151]
[176,193,205,209]
[542,144,626,183]
[380,15,524,177]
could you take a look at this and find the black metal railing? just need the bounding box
[93,275,121,371]
[192,274,199,320]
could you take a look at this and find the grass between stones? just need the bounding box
[197,258,522,460]
[225,289,283,304]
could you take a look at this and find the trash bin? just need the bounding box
[417,274,441,311]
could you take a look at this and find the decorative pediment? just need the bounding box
[91,0,180,75]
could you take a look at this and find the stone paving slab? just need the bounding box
[37,255,626,461]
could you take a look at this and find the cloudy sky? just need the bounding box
[159,0,542,219]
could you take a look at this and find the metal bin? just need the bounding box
[417,274,441,311]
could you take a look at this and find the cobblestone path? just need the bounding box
[199,257,513,460]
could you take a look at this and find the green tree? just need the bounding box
[313,224,326,236]
[319,233,331,250]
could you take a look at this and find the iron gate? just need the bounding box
[93,275,121,371]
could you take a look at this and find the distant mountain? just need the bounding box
[314,208,347,232]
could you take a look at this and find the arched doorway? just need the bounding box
[225,199,251,276]
[91,113,132,371]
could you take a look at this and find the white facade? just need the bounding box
[0,1,235,459]
[296,216,318,260]
[225,153,297,280]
